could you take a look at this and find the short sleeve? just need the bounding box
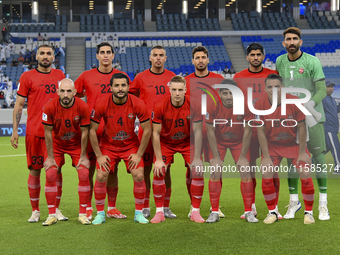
[16,73,29,98]
[152,102,163,124]
[74,72,85,96]
[192,99,203,123]
[91,103,103,124]
[79,102,91,126]
[294,105,306,123]
[129,74,140,94]
[136,99,149,123]
[42,101,54,126]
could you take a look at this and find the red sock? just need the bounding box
[55,172,62,209]
[94,180,106,212]
[27,174,41,211]
[134,181,146,211]
[152,174,166,208]
[273,173,280,205]
[209,180,221,212]
[252,177,256,204]
[262,178,276,210]
[144,189,150,208]
[107,187,118,208]
[164,188,171,208]
[77,166,90,214]
[87,189,93,208]
[241,181,253,212]
[186,167,192,202]
[191,178,204,209]
[301,177,314,211]
[45,166,58,215]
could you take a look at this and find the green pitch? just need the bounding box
[0,136,339,254]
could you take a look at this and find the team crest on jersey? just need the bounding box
[222,131,237,139]
[288,114,294,119]
[236,115,243,121]
[171,131,187,140]
[61,132,75,140]
[113,131,130,140]
[128,113,134,119]
[299,68,304,74]
[91,109,95,118]
[187,115,191,120]
[74,116,80,122]
[275,132,289,141]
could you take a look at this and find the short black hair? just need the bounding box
[246,43,264,55]
[110,72,129,86]
[265,73,283,85]
[37,44,54,52]
[192,46,209,59]
[219,79,238,92]
[96,42,114,54]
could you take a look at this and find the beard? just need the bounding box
[39,60,52,68]
[61,97,73,106]
[113,91,128,99]
[286,45,300,54]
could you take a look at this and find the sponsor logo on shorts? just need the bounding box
[61,132,75,140]
[171,131,187,140]
[222,131,237,139]
[128,113,134,119]
[274,132,290,140]
[112,131,130,140]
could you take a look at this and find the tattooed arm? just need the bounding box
[10,95,25,148]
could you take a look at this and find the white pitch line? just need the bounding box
[0,154,26,158]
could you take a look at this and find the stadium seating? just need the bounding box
[305,10,340,29]
[232,11,296,30]
[156,14,220,31]
[79,14,144,32]
[85,36,230,80]
[9,15,66,33]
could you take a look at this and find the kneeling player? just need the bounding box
[150,75,203,223]
[256,74,315,224]
[206,79,256,223]
[89,73,151,225]
[42,78,91,226]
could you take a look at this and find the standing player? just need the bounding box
[256,74,315,224]
[75,42,130,220]
[42,78,91,226]
[150,76,203,223]
[233,43,281,219]
[10,44,66,223]
[205,79,256,223]
[276,27,329,220]
[89,73,151,225]
[129,45,176,218]
[185,46,224,217]
[322,80,340,174]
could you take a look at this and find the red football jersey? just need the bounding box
[255,94,305,146]
[91,94,149,151]
[17,68,65,137]
[233,67,279,106]
[185,71,224,99]
[42,97,90,147]
[74,67,130,136]
[152,96,203,145]
[206,101,253,146]
[129,69,175,116]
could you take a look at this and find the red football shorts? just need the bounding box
[158,142,194,166]
[50,144,83,168]
[208,142,250,163]
[96,147,144,173]
[25,135,46,170]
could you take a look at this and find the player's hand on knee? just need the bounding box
[237,156,249,171]
[128,153,142,171]
[190,158,204,176]
[44,156,58,170]
[97,155,111,173]
[261,156,273,169]
[77,155,90,169]
[153,160,166,177]
[297,152,312,166]
[10,132,19,149]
